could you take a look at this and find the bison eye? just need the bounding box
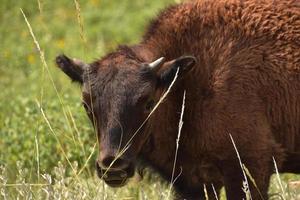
[145,99,155,112]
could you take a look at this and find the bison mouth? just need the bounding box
[95,162,135,187]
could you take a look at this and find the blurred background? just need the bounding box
[0,0,299,199]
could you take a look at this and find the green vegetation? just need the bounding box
[0,0,299,199]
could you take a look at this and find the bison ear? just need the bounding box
[55,54,89,84]
[157,56,196,86]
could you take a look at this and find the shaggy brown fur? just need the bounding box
[56,0,300,199]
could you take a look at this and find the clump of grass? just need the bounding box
[0,165,8,200]
[0,162,171,200]
[287,181,300,200]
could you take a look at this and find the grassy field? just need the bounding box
[0,0,299,199]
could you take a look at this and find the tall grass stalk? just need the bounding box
[211,184,219,200]
[76,143,97,176]
[36,100,89,192]
[37,0,43,14]
[242,164,264,199]
[74,0,87,55]
[229,134,252,200]
[203,184,209,200]
[36,100,76,174]
[20,9,89,187]
[67,106,87,157]
[35,135,40,183]
[20,8,76,148]
[166,90,186,200]
[74,0,86,44]
[273,157,286,200]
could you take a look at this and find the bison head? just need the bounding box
[55,48,196,187]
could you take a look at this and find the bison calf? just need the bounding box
[55,0,300,199]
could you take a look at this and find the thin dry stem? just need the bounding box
[203,184,209,200]
[36,100,76,174]
[67,106,87,157]
[34,135,40,183]
[166,90,186,200]
[1,183,49,187]
[211,184,219,200]
[242,164,264,200]
[229,134,252,200]
[74,0,87,51]
[21,8,76,149]
[273,157,286,200]
[76,143,97,176]
[37,0,43,14]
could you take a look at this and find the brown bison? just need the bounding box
[55,0,300,199]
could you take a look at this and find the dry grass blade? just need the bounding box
[273,157,286,200]
[36,100,89,188]
[166,90,186,200]
[67,106,87,157]
[211,184,219,200]
[99,144,131,181]
[229,134,252,200]
[35,100,76,174]
[34,135,40,183]
[242,164,264,200]
[20,9,90,186]
[1,183,50,187]
[74,0,87,49]
[37,0,43,14]
[269,193,285,200]
[172,167,183,185]
[20,8,76,144]
[203,184,209,200]
[20,9,43,54]
[76,143,97,176]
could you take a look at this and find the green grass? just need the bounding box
[0,0,299,199]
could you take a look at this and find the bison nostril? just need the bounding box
[101,156,114,168]
[101,156,128,170]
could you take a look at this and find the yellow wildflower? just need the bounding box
[55,39,65,49]
[27,54,35,64]
[90,0,100,6]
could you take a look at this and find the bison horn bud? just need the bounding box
[148,57,165,71]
